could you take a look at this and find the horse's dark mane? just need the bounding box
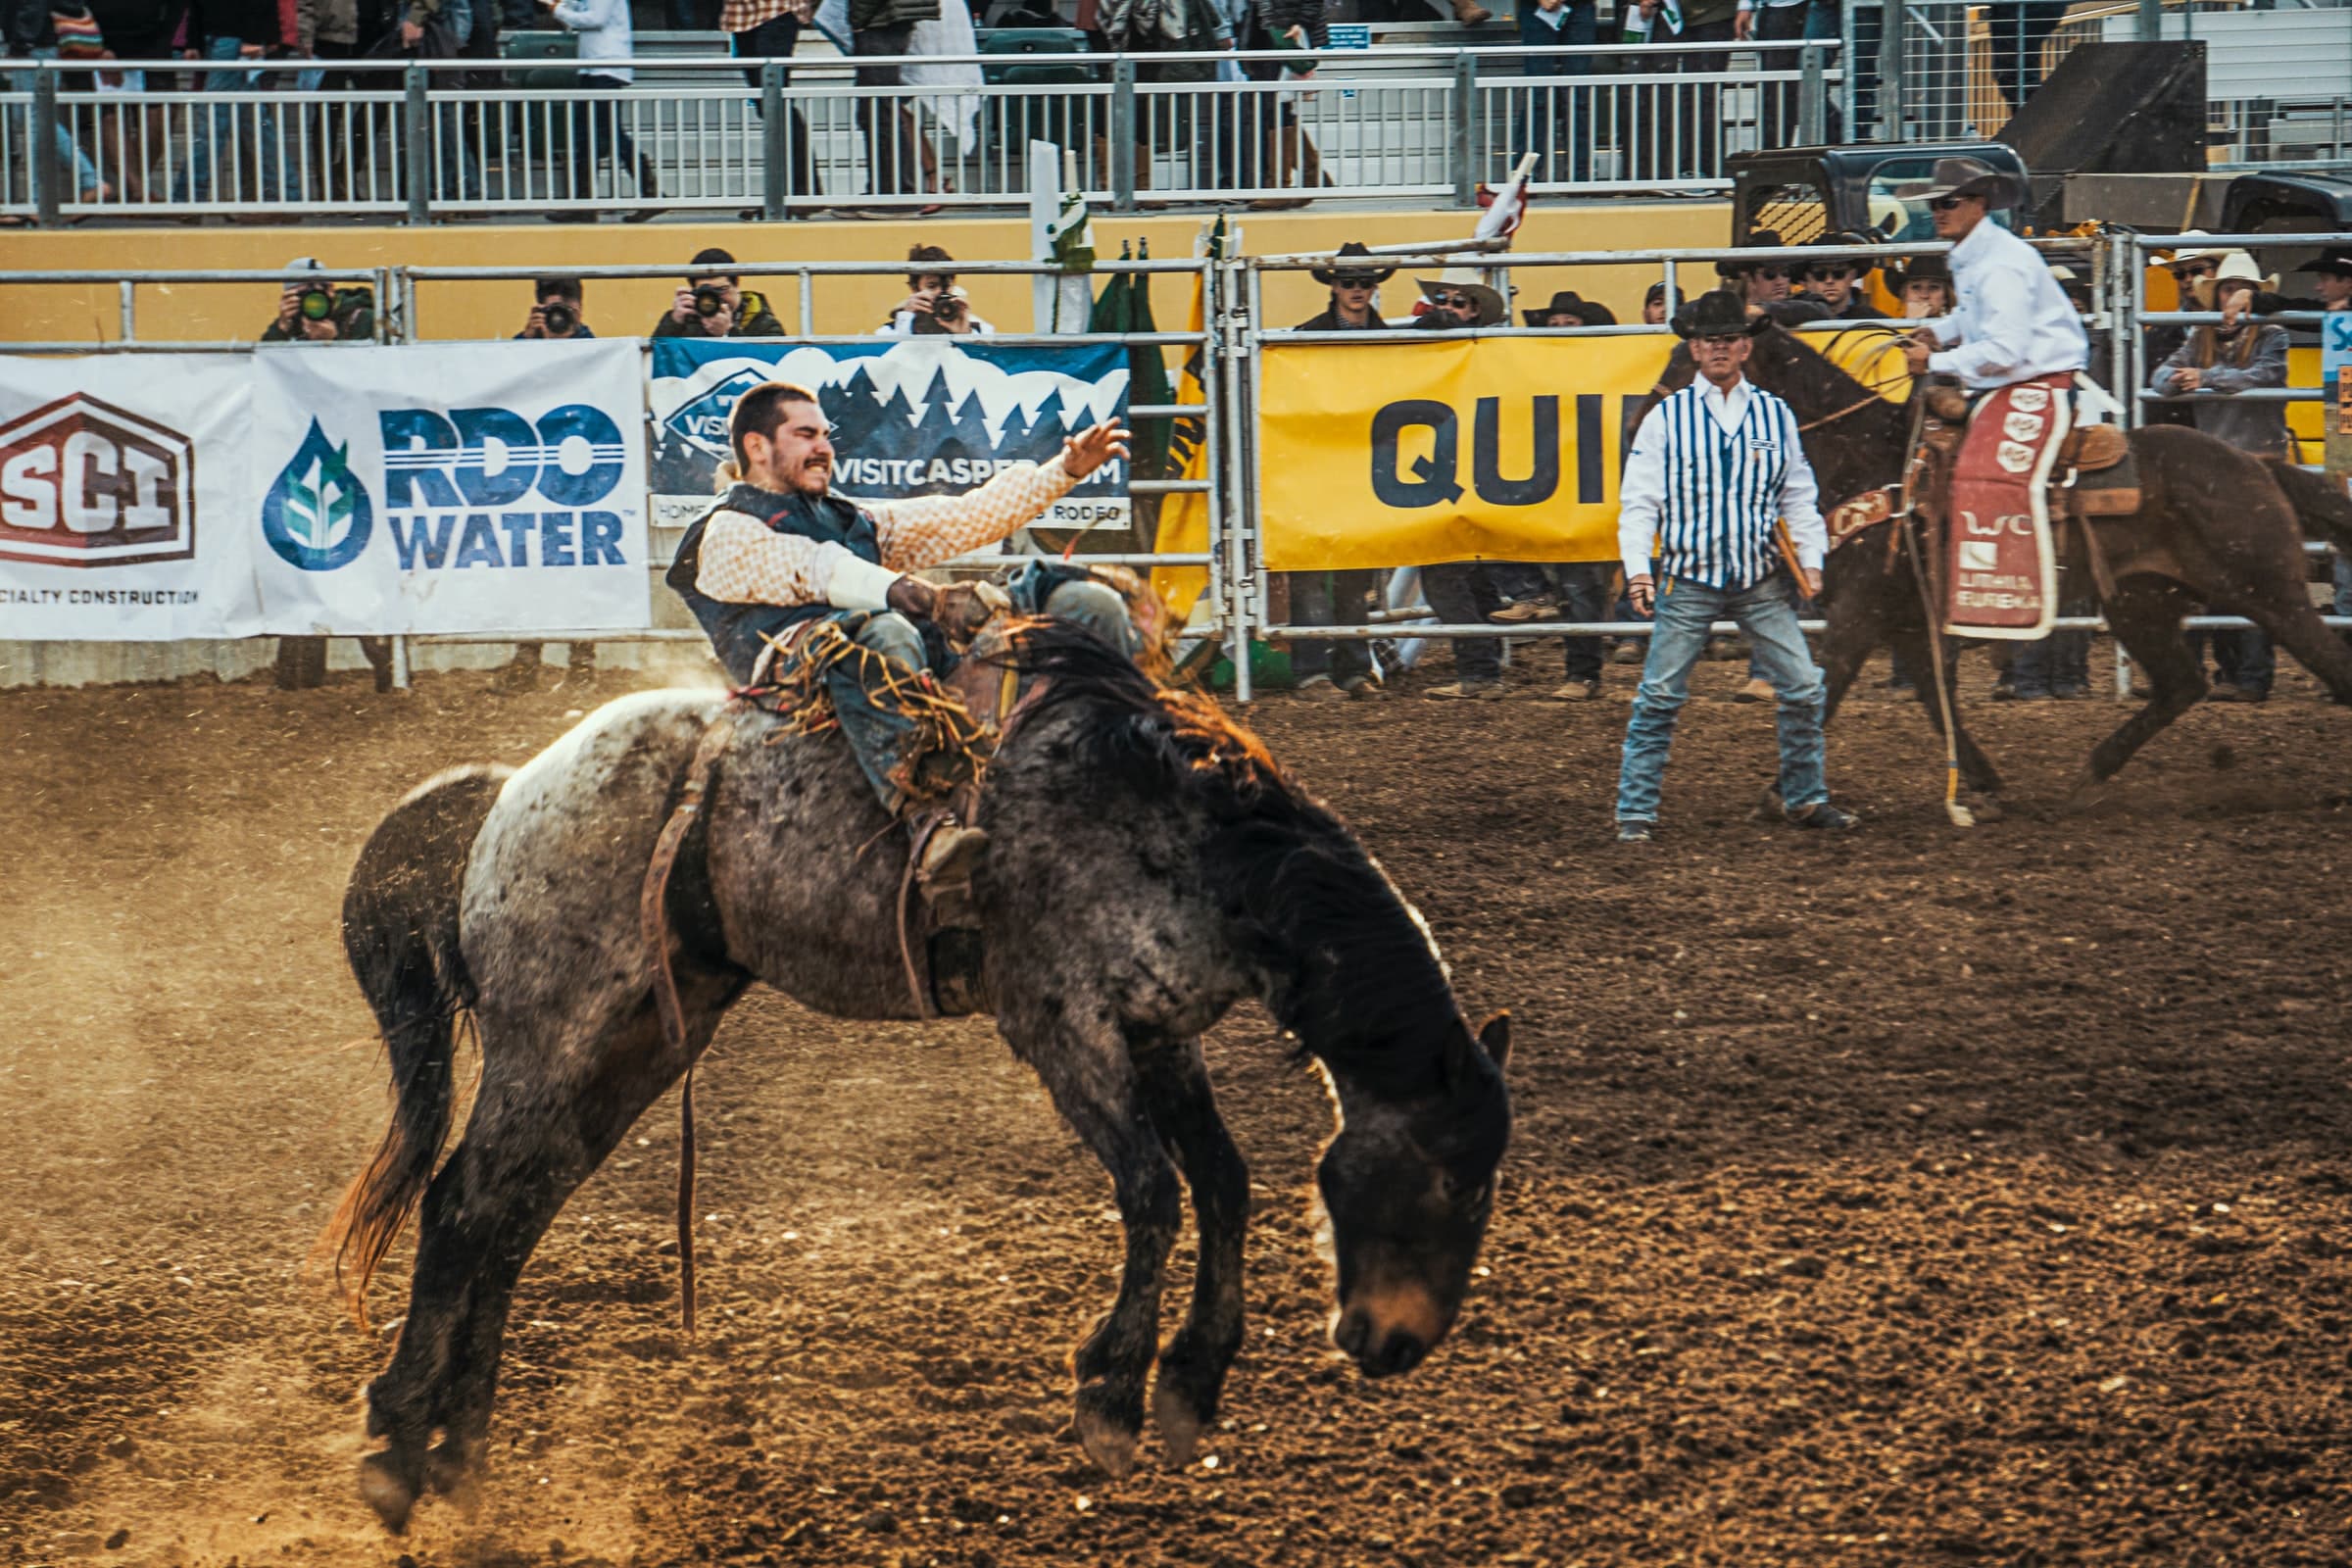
[1003,621,1466,1102]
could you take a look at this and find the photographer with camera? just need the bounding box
[879,244,995,337]
[651,246,783,339]
[260,258,395,695]
[515,276,594,339]
[263,258,377,344]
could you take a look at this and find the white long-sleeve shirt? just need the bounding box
[1922,219,2088,391]
[1618,375,1826,591]
[549,0,634,81]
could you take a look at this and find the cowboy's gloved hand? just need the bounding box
[933,580,1011,650]
[1903,333,1934,375]
[886,574,939,619]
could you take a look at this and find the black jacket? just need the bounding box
[5,0,52,51]
[651,303,787,340]
[184,0,286,44]
[1294,301,1382,331]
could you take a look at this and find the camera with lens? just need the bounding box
[693,284,732,319]
[541,300,578,337]
[932,292,965,322]
[298,286,337,323]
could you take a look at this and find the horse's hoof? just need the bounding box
[1151,1377,1204,1468]
[423,1441,481,1510]
[358,1451,417,1535]
[1073,1382,1141,1479]
[1964,794,2005,824]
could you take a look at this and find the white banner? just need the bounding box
[0,355,262,640]
[249,341,650,635]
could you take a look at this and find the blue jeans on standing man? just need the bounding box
[173,36,283,203]
[1514,1,1595,183]
[1617,572,1829,824]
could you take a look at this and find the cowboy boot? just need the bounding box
[1452,0,1493,24]
[913,777,990,900]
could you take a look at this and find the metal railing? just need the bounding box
[6,233,2349,697]
[0,41,1839,224]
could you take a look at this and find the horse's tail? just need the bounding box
[2268,457,2352,556]
[320,763,513,1327]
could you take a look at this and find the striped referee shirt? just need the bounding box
[1617,375,1827,592]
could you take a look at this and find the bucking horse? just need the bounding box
[321,621,1514,1532]
[1642,323,2352,808]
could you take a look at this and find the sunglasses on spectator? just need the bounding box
[1333,273,1378,288]
[1749,265,1789,280]
[1440,295,1479,310]
[1928,195,1971,213]
[1805,266,1856,281]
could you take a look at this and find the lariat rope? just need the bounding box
[1889,392,1976,830]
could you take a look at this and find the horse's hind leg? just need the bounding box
[1894,624,2005,796]
[2083,577,2207,787]
[1136,1037,1250,1468]
[2224,575,2352,704]
[362,975,741,1530]
[1003,1007,1181,1478]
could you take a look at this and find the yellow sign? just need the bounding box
[1258,336,1675,571]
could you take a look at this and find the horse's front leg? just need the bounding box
[1136,1037,1250,1467]
[1005,1010,1182,1477]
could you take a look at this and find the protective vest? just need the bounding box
[665,483,883,685]
[1650,383,1797,592]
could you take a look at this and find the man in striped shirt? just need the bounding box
[1613,290,1854,842]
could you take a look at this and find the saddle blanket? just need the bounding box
[1943,372,2071,641]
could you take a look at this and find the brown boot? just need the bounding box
[911,779,990,900]
[1452,0,1493,24]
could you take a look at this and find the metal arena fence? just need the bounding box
[0,40,1840,223]
[2,231,2349,698]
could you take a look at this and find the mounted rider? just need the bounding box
[666,381,1135,895]
[1897,155,2101,640]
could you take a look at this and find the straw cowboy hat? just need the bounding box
[1671,289,1768,340]
[2161,230,2220,269]
[1310,241,1395,286]
[1521,290,1618,328]
[1415,267,1506,325]
[1898,155,2024,212]
[2211,250,2273,292]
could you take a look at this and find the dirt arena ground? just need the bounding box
[4,642,2351,1568]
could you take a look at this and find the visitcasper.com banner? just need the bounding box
[648,337,1130,534]
[248,340,651,636]
[0,355,263,640]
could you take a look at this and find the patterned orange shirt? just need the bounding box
[695,457,1081,608]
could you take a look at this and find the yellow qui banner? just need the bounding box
[1258,335,1681,572]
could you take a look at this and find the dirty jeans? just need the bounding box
[819,579,1137,809]
[1617,572,1828,823]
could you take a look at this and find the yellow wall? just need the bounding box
[0,203,1727,345]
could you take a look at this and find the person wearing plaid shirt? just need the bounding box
[665,381,1134,892]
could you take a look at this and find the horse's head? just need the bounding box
[1316,1011,1513,1379]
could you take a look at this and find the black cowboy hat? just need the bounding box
[2308,245,2352,278]
[1311,241,1395,287]
[1885,252,1950,290]
[1716,229,1788,279]
[1897,155,2024,212]
[1521,289,1618,328]
[1672,289,1767,340]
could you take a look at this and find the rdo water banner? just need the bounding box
[1257,336,1678,571]
[249,340,650,635]
[0,355,261,640]
[648,338,1129,532]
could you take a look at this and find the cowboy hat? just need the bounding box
[1416,267,1506,326]
[2212,250,2272,290]
[1521,289,1618,328]
[1716,229,1789,279]
[1671,289,1767,340]
[1896,156,2023,211]
[1311,241,1395,286]
[1886,252,1951,290]
[2309,245,2352,278]
[2161,231,2219,269]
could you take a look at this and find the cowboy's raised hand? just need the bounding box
[1062,421,1132,479]
[1903,334,1934,375]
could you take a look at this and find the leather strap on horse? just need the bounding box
[640,710,739,1337]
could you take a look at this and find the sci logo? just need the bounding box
[262,417,372,572]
